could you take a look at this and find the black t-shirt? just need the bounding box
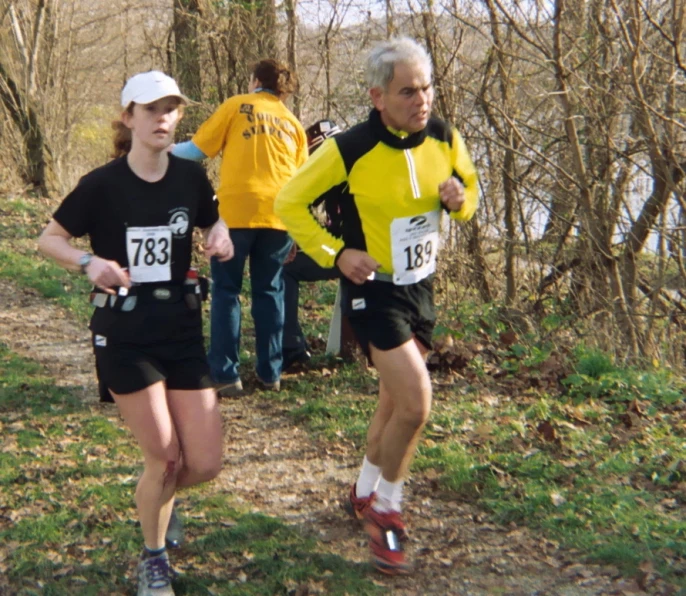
[54,154,218,283]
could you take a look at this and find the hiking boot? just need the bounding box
[137,551,174,596]
[165,507,184,549]
[344,483,374,520]
[214,379,243,398]
[363,507,412,576]
[283,349,311,372]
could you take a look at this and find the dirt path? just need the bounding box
[0,281,652,595]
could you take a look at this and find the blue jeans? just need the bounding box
[208,228,293,384]
[283,249,338,355]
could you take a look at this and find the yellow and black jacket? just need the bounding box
[275,109,478,274]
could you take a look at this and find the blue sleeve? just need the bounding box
[171,140,207,161]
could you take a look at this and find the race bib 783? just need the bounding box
[126,226,172,283]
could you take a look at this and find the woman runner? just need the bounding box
[38,71,233,595]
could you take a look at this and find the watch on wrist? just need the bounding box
[78,253,93,274]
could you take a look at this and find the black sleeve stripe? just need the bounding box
[339,185,367,253]
[334,121,379,175]
[311,183,344,209]
[452,169,465,186]
[331,122,375,253]
[426,117,453,145]
[312,182,347,239]
[428,118,461,184]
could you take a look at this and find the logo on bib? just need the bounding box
[168,208,190,237]
[409,215,428,227]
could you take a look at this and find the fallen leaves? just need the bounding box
[428,334,474,371]
[537,420,558,442]
[0,273,684,595]
[550,491,567,507]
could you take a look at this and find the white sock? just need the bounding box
[355,456,381,498]
[373,476,404,513]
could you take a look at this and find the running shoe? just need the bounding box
[137,551,174,596]
[257,378,281,392]
[344,483,374,520]
[214,379,243,398]
[165,507,184,549]
[363,507,412,575]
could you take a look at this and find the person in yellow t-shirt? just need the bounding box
[173,59,308,395]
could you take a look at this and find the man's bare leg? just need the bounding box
[369,337,432,483]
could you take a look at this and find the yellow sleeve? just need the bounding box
[191,99,238,159]
[275,139,347,268]
[294,123,308,168]
[449,129,479,222]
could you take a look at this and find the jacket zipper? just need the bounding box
[404,149,421,199]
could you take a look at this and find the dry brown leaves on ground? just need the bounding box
[0,281,669,595]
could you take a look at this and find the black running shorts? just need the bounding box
[340,276,436,360]
[91,304,212,395]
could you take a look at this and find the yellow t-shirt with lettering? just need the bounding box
[192,91,307,230]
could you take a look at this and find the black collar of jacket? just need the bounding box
[369,109,428,149]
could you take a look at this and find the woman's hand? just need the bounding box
[38,220,129,294]
[87,257,131,294]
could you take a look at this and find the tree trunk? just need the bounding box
[172,0,203,139]
[541,179,576,245]
[503,148,517,305]
[253,0,277,58]
[553,0,639,355]
[482,0,518,305]
[0,0,55,194]
[385,0,394,38]
[0,61,53,194]
[421,6,451,122]
[466,219,493,303]
[284,0,299,117]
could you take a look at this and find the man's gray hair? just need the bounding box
[365,37,432,90]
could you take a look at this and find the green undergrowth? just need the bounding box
[279,363,684,586]
[0,248,93,324]
[0,195,93,323]
[2,193,684,590]
[0,344,380,595]
[277,300,686,589]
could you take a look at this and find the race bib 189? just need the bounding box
[126,226,172,283]
[390,211,440,285]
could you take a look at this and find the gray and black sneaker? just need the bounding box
[137,550,174,596]
[165,507,184,549]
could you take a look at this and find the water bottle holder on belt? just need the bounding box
[90,277,208,312]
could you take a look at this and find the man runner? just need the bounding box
[276,37,479,574]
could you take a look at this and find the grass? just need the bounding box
[269,345,685,588]
[0,344,381,595]
[0,248,93,323]
[0,195,92,323]
[273,314,686,589]
[1,192,685,591]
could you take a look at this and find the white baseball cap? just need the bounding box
[121,71,189,108]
